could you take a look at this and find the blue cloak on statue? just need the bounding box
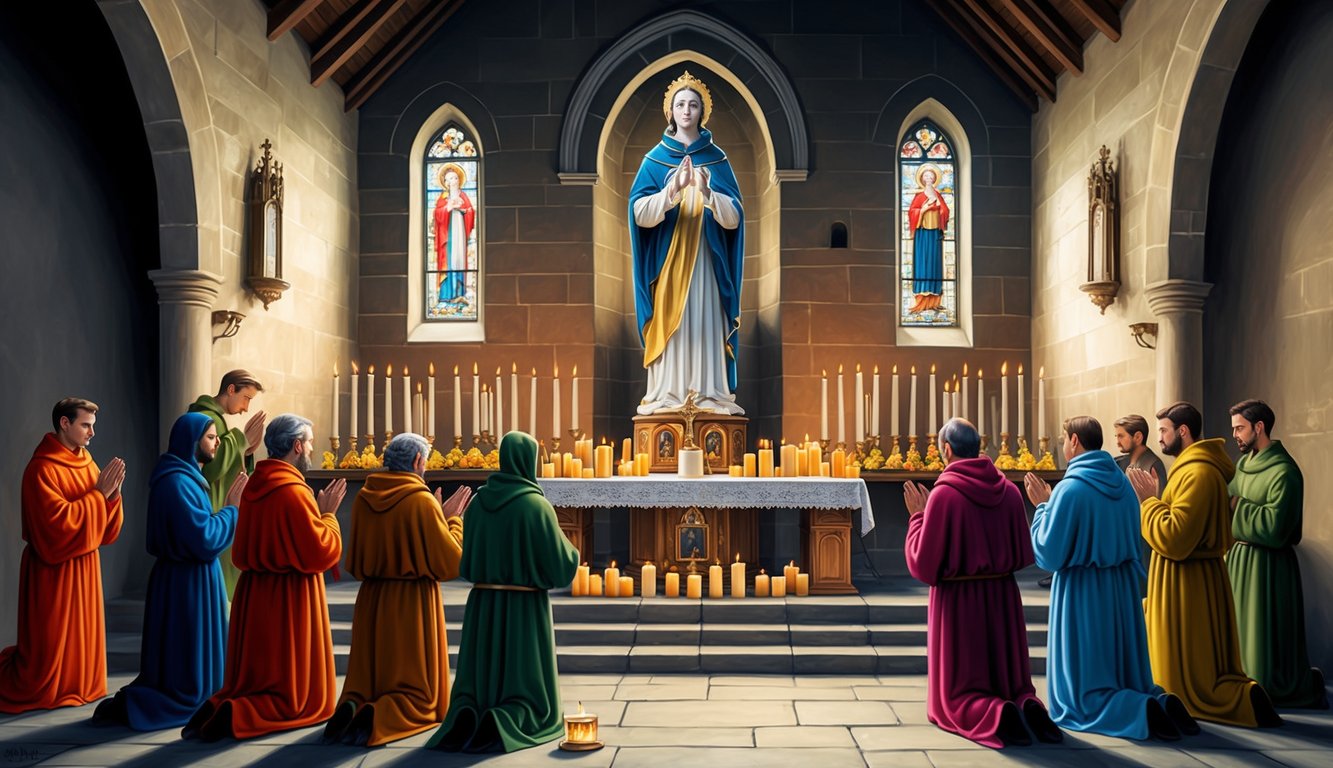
[629,128,744,391]
[118,412,237,730]
[1031,449,1162,739]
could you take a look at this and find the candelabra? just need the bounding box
[453,434,463,451]
[473,433,481,453]
[329,436,340,454]
[995,431,1016,470]
[427,434,435,451]
[478,430,497,454]
[853,440,865,462]
[363,434,374,454]
[1039,436,1050,458]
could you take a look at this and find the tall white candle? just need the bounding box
[872,365,880,438]
[332,365,339,439]
[414,384,423,438]
[495,367,504,437]
[1038,367,1046,438]
[471,363,479,437]
[962,364,970,421]
[385,365,393,437]
[571,365,580,434]
[428,363,436,439]
[976,370,984,437]
[909,366,918,437]
[1001,362,1009,436]
[854,364,865,443]
[530,367,538,437]
[942,380,951,423]
[367,366,375,440]
[891,365,900,437]
[837,365,846,446]
[510,363,518,439]
[403,366,412,434]
[1017,364,1025,439]
[929,364,937,435]
[552,364,561,436]
[452,365,461,438]
[351,363,359,440]
[990,395,999,446]
[952,377,960,423]
[820,370,829,441]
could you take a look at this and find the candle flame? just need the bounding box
[822,368,827,377]
[496,366,501,376]
[1040,366,1045,378]
[601,436,607,445]
[482,383,488,393]
[780,437,786,445]
[403,366,409,376]
[760,568,766,575]
[1002,361,1008,375]
[963,363,969,376]
[417,382,422,393]
[856,363,861,373]
[804,433,810,443]
[532,367,537,376]
[943,380,949,393]
[735,553,740,563]
[874,364,879,374]
[978,369,983,378]
[578,702,585,715]
[473,362,478,375]
[368,365,375,374]
[931,363,936,374]
[911,365,916,374]
[714,558,720,566]
[512,361,517,374]
[572,364,578,377]
[554,363,559,377]
[333,363,338,377]
[429,362,435,376]
[386,364,393,376]
[1018,364,1024,375]
[789,560,795,568]
[352,361,359,375]
[453,364,458,375]
[838,364,844,374]
[582,561,588,567]
[611,560,616,568]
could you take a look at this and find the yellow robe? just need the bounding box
[1141,438,1261,726]
[338,472,464,746]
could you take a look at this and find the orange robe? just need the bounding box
[194,459,341,738]
[337,472,464,745]
[0,434,122,713]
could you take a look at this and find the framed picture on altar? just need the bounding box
[703,428,724,467]
[677,526,708,561]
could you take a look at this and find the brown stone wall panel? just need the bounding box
[850,209,895,252]
[973,314,1031,350]
[973,247,1028,277]
[783,266,849,304]
[360,275,407,315]
[360,253,406,278]
[568,274,594,304]
[487,185,547,206]
[486,274,517,305]
[487,208,517,244]
[546,183,594,206]
[780,303,811,345]
[973,214,1030,249]
[489,243,591,274]
[484,304,530,344]
[785,171,891,209]
[782,210,846,249]
[358,314,405,346]
[808,304,893,346]
[487,149,558,183]
[361,213,408,255]
[528,305,593,344]
[848,266,893,304]
[360,188,408,215]
[518,207,592,242]
[518,274,570,304]
[1002,277,1031,316]
[806,112,874,142]
[973,276,1004,315]
[812,141,894,173]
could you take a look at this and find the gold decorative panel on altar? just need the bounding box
[633,412,747,473]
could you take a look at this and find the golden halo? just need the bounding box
[914,163,943,189]
[661,70,713,127]
[436,162,467,190]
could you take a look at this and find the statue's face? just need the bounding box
[672,88,702,131]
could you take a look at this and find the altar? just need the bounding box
[540,476,874,595]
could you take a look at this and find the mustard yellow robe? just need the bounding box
[1141,438,1262,726]
[338,472,464,746]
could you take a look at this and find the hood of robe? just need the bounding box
[359,471,430,513]
[151,412,213,491]
[1064,449,1130,501]
[1172,437,1235,483]
[1236,440,1294,475]
[474,431,543,513]
[189,394,226,422]
[934,456,1009,507]
[32,432,94,469]
[241,458,310,503]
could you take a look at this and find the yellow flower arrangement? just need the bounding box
[1035,451,1057,471]
[861,447,885,470]
[321,451,336,470]
[359,444,383,469]
[923,443,945,472]
[903,447,924,472]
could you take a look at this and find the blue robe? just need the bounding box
[1031,449,1161,739]
[117,412,237,729]
[629,128,744,391]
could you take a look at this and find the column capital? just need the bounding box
[1144,278,1212,316]
[148,269,223,309]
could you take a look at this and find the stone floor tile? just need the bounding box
[707,675,796,687]
[0,742,72,767]
[609,746,869,768]
[709,686,855,701]
[26,742,161,765]
[853,725,984,750]
[876,674,928,686]
[794,675,877,687]
[1260,750,1333,767]
[796,700,897,726]
[560,684,618,702]
[558,700,626,726]
[622,700,796,728]
[598,725,754,747]
[1178,748,1287,767]
[861,751,936,768]
[615,681,709,701]
[754,725,855,747]
[887,701,927,725]
[559,674,625,686]
[854,685,927,702]
[248,725,328,746]
[364,742,618,767]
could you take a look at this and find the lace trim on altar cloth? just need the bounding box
[536,477,875,536]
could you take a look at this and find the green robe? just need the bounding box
[427,432,579,753]
[188,395,255,599]
[1227,440,1324,707]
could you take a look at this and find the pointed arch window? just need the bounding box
[899,121,958,327]
[424,124,481,322]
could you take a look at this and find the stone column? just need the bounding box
[1144,279,1213,410]
[149,269,223,446]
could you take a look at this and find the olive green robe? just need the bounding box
[188,395,255,599]
[427,432,579,753]
[1227,440,1324,707]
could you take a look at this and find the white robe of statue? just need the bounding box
[633,182,744,415]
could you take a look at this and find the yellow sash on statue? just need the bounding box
[642,185,706,368]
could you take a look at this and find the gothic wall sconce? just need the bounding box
[1080,145,1120,314]
[1129,322,1158,350]
[247,138,289,310]
[212,310,245,342]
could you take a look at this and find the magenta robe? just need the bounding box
[905,457,1044,748]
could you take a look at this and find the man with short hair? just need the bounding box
[184,414,345,741]
[1025,416,1194,740]
[902,418,1060,748]
[1113,415,1166,494]
[189,369,266,598]
[325,433,468,746]
[1226,399,1326,708]
[0,398,125,713]
[1128,402,1280,727]
[97,412,245,729]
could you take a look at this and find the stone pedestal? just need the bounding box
[1145,279,1212,408]
[632,413,748,473]
[149,269,222,447]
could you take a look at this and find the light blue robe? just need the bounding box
[1032,449,1161,739]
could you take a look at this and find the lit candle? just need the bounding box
[961,364,969,421]
[990,395,999,447]
[731,553,746,598]
[709,561,724,598]
[595,441,613,478]
[820,370,829,441]
[618,575,633,598]
[331,364,339,439]
[573,563,590,596]
[472,363,480,437]
[480,384,489,435]
[952,376,960,424]
[385,365,394,437]
[891,365,900,436]
[428,363,437,438]
[754,569,770,597]
[771,576,787,597]
[604,561,620,598]
[872,365,880,437]
[929,364,937,435]
[622,437,632,465]
[784,560,798,585]
[1017,364,1026,439]
[511,363,518,438]
[796,573,810,596]
[588,574,603,596]
[530,367,538,437]
[837,364,846,445]
[453,365,462,439]
[808,440,821,477]
[366,365,375,441]
[942,379,951,423]
[665,571,680,598]
[1001,362,1009,437]
[743,452,757,477]
[686,573,702,599]
[635,452,649,476]
[832,448,846,478]
[758,441,774,477]
[415,383,423,438]
[641,562,657,598]
[552,364,561,437]
[495,367,504,438]
[855,364,865,442]
[351,362,360,440]
[571,365,579,434]
[1038,367,1046,438]
[909,366,917,436]
[403,366,412,434]
[977,370,985,437]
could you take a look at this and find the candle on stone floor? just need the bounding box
[731,553,746,598]
[604,561,620,598]
[784,560,799,585]
[572,563,589,596]
[754,569,770,597]
[771,576,787,598]
[641,562,657,598]
[588,574,602,597]
[351,362,359,440]
[686,573,702,599]
[820,369,829,442]
[796,573,810,597]
[665,571,680,598]
[618,575,633,598]
[708,560,724,599]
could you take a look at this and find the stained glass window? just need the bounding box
[898,121,958,327]
[424,124,480,321]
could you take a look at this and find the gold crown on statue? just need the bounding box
[662,71,713,127]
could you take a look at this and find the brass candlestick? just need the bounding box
[348,436,359,454]
[550,435,562,454]
[472,433,481,452]
[363,434,374,454]
[329,436,340,454]
[453,434,463,451]
[1039,436,1050,455]
[427,434,435,450]
[383,431,393,449]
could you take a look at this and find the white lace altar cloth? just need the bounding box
[536,476,875,536]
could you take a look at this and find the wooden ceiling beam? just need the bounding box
[928,1,1037,111]
[999,0,1083,76]
[267,0,324,42]
[1068,0,1122,42]
[943,0,1055,103]
[344,0,466,111]
[957,0,1058,98]
[310,0,411,87]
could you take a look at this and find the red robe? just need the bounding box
[0,434,123,713]
[193,459,341,738]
